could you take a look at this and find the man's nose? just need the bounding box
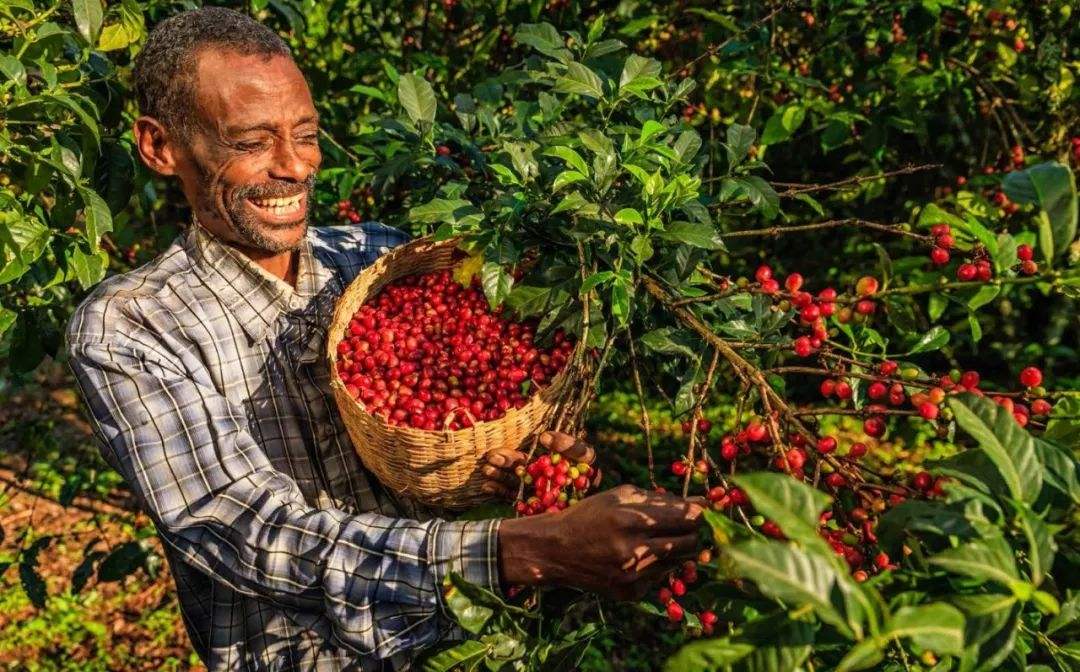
[269,138,316,183]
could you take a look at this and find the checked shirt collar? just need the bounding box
[183,218,336,362]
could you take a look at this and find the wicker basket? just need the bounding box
[325,236,577,509]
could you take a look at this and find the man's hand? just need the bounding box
[497,485,705,601]
[480,430,601,499]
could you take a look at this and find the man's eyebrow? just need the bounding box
[224,115,320,135]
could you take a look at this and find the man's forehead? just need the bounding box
[192,49,315,129]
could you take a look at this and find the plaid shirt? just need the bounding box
[65,221,502,672]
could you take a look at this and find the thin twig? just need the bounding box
[721,218,933,243]
[765,163,942,196]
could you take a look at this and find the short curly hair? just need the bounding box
[133,7,292,137]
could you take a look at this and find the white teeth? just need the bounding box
[251,193,303,213]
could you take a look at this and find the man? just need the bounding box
[66,7,703,671]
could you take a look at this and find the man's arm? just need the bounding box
[66,334,499,661]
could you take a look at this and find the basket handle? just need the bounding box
[441,405,478,432]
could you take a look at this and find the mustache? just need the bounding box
[232,175,315,201]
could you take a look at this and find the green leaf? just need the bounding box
[613,208,644,226]
[554,62,605,100]
[1034,438,1080,503]
[905,326,949,354]
[760,104,806,145]
[734,617,815,672]
[1047,592,1080,635]
[730,472,832,554]
[659,221,725,250]
[44,93,100,148]
[967,285,1000,311]
[397,73,436,125]
[838,604,965,672]
[544,146,589,176]
[1043,397,1080,449]
[579,271,614,295]
[664,638,754,672]
[1016,506,1054,586]
[552,170,588,192]
[727,176,778,218]
[78,186,112,249]
[550,191,589,216]
[638,119,665,145]
[951,593,1019,647]
[408,198,483,227]
[443,587,493,636]
[876,500,978,553]
[515,23,571,62]
[69,245,108,290]
[673,131,702,163]
[619,54,662,91]
[722,540,862,639]
[947,393,1043,503]
[422,640,489,672]
[725,125,756,167]
[72,0,104,43]
[929,538,1021,588]
[480,262,513,309]
[1002,162,1077,257]
[640,327,698,360]
[0,211,51,282]
[0,55,26,85]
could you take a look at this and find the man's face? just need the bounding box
[175,49,321,254]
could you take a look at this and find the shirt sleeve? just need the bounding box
[65,333,501,660]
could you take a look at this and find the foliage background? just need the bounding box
[0,0,1077,670]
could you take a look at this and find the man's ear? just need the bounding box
[133,116,181,176]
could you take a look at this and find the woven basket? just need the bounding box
[326,236,577,510]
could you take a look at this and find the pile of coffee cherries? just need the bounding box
[335,268,574,430]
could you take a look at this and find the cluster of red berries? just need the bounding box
[927,223,955,266]
[657,549,717,633]
[335,187,375,224]
[1072,137,1080,163]
[513,451,593,516]
[1016,244,1038,276]
[747,265,844,359]
[335,269,574,430]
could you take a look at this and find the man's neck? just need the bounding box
[245,248,299,289]
[194,217,299,289]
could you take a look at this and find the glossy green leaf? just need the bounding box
[397,73,437,125]
[1002,162,1077,257]
[72,0,104,43]
[947,393,1042,503]
[554,62,605,99]
[723,539,862,639]
[730,472,832,554]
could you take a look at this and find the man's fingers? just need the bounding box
[539,431,595,464]
[649,534,700,562]
[484,449,527,471]
[479,480,515,500]
[631,497,706,535]
[481,464,519,488]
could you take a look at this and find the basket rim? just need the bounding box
[325,235,581,438]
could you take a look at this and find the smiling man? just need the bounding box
[65,7,703,671]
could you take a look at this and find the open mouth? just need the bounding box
[246,192,307,222]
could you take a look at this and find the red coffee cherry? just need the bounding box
[1019,366,1042,388]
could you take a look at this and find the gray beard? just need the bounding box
[192,159,315,254]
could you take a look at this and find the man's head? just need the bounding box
[133,7,320,254]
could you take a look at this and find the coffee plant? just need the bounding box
[2,1,1079,671]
